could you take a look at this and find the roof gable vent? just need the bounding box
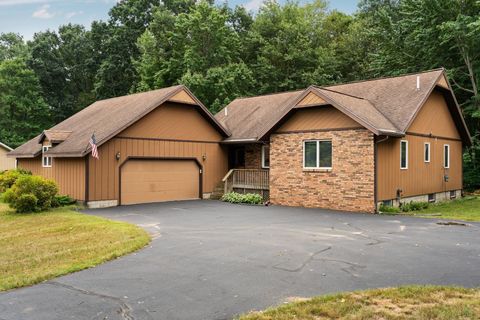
[416,76,420,90]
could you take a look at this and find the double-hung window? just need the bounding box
[400,140,408,169]
[444,144,450,168]
[42,145,52,167]
[303,140,332,169]
[261,145,270,168]
[424,142,430,163]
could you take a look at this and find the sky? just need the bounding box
[0,0,359,40]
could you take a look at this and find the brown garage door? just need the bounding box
[120,159,200,205]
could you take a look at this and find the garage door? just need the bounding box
[121,159,200,205]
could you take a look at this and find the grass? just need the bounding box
[0,201,150,291]
[409,196,480,222]
[238,286,480,320]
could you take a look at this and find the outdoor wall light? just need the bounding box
[115,152,121,161]
[202,154,207,161]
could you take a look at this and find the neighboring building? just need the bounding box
[0,142,16,171]
[9,69,471,212]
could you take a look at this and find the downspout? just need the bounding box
[84,155,89,205]
[374,136,390,213]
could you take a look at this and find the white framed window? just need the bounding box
[42,145,52,168]
[424,142,430,163]
[443,144,450,168]
[261,145,270,168]
[400,140,408,169]
[303,140,332,169]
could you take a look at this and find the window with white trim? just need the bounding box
[261,145,270,168]
[400,140,408,169]
[42,145,52,167]
[444,144,450,168]
[424,142,430,163]
[303,140,332,169]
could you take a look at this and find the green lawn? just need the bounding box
[410,196,480,222]
[239,286,480,320]
[0,202,150,291]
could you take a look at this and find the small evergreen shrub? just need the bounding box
[0,169,31,192]
[221,192,263,205]
[4,175,58,213]
[400,201,429,212]
[379,203,401,213]
[53,195,76,207]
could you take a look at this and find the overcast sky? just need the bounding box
[0,0,359,40]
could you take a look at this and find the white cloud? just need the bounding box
[65,10,84,18]
[243,0,264,12]
[32,4,55,19]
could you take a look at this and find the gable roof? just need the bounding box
[10,85,230,158]
[216,69,471,145]
[0,142,12,152]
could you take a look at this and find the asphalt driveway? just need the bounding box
[1,200,479,320]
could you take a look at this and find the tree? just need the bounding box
[0,58,50,147]
[0,33,29,61]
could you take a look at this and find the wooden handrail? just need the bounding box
[222,169,234,182]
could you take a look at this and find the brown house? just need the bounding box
[9,69,471,212]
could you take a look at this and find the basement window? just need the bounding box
[450,190,456,199]
[444,144,450,168]
[424,142,430,163]
[428,193,436,203]
[303,140,332,169]
[400,140,408,169]
[261,145,270,169]
[42,145,52,168]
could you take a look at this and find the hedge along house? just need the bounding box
[9,85,230,208]
[215,69,471,212]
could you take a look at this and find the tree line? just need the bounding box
[0,0,479,188]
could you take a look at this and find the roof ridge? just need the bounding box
[232,89,304,101]
[324,68,445,88]
[315,87,366,100]
[95,85,184,104]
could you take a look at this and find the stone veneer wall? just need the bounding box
[269,129,376,213]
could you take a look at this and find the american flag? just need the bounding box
[89,133,99,159]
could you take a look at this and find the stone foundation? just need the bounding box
[87,200,118,209]
[379,189,462,208]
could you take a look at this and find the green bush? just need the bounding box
[379,203,401,213]
[53,195,76,207]
[400,201,429,212]
[221,192,263,205]
[4,175,58,213]
[15,194,39,213]
[0,169,31,192]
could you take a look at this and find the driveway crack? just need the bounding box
[272,247,332,272]
[46,281,135,320]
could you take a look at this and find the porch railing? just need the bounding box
[222,169,269,199]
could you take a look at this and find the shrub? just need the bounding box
[15,194,39,213]
[4,175,58,213]
[379,203,400,213]
[53,195,76,207]
[221,192,263,205]
[400,201,429,212]
[0,169,31,192]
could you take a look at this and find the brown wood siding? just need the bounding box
[88,102,227,202]
[120,102,223,141]
[276,106,361,133]
[377,135,462,201]
[296,92,326,107]
[0,148,16,171]
[168,89,196,104]
[121,159,200,205]
[408,91,460,139]
[17,157,85,200]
